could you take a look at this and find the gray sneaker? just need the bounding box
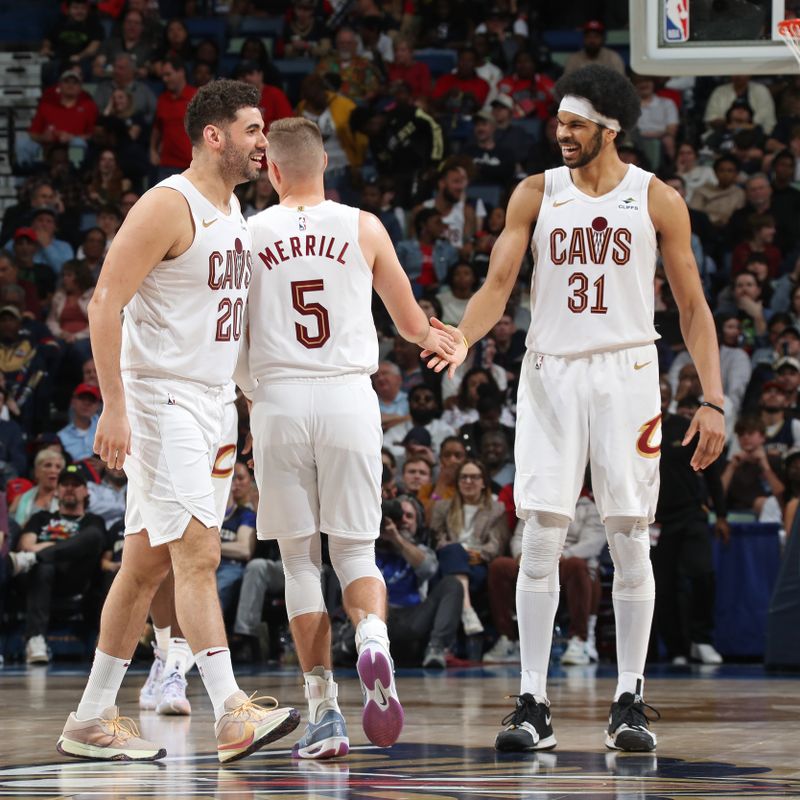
[422,644,446,669]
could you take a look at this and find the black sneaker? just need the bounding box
[495,694,557,751]
[605,685,660,752]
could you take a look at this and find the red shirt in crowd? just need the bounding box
[154,83,197,168]
[29,94,98,138]
[388,61,432,98]
[259,85,293,130]
[496,73,555,120]
[432,73,490,108]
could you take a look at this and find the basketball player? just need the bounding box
[57,80,299,764]
[424,65,726,752]
[242,117,456,759]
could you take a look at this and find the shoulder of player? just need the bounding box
[506,174,545,223]
[647,176,686,228]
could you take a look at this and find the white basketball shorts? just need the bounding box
[251,375,382,540]
[211,399,239,526]
[123,375,227,546]
[514,343,661,523]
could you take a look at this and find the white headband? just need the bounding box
[558,94,621,132]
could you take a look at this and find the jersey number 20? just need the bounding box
[292,279,331,349]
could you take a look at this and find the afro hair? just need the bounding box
[555,65,641,133]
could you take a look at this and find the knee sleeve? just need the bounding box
[328,536,384,592]
[605,516,656,601]
[279,535,327,620]
[517,512,570,593]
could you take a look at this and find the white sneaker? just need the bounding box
[560,636,590,666]
[139,645,165,710]
[461,607,484,636]
[586,632,599,663]
[156,671,191,715]
[671,655,688,665]
[26,635,50,664]
[10,551,36,576]
[483,635,518,663]
[690,642,722,665]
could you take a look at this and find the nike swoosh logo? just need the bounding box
[376,685,389,708]
[545,715,551,725]
[553,199,574,207]
[634,361,652,370]
[206,649,227,657]
[202,218,218,228]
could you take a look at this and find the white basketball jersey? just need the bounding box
[121,175,252,387]
[527,165,659,356]
[247,200,378,382]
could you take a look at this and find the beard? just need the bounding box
[411,408,438,425]
[561,126,604,168]
[220,140,261,185]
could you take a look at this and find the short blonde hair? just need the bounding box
[34,448,65,472]
[266,117,325,177]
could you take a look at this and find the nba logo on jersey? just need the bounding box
[664,0,689,42]
[298,215,307,231]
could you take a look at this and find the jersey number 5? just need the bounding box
[292,279,331,349]
[567,272,608,315]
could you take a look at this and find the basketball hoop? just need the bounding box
[778,19,800,70]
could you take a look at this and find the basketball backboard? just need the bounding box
[629,0,800,76]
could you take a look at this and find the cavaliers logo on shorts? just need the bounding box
[636,414,662,459]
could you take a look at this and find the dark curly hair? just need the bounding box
[184,79,260,145]
[555,65,641,133]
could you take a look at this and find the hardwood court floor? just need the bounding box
[0,662,799,799]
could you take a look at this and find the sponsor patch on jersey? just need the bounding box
[618,196,639,210]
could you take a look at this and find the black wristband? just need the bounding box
[701,401,724,416]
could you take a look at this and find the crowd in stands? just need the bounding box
[1,0,798,668]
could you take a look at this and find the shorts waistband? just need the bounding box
[255,373,372,386]
[123,372,228,396]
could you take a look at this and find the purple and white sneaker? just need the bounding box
[356,640,404,747]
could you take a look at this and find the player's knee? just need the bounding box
[328,536,384,591]
[279,536,326,620]
[519,512,570,583]
[605,516,655,597]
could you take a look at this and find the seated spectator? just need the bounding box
[400,456,433,497]
[497,50,555,120]
[459,385,515,454]
[151,18,195,75]
[418,435,467,517]
[397,208,459,297]
[58,383,102,462]
[689,154,746,229]
[277,0,332,60]
[442,366,503,429]
[563,20,625,76]
[472,206,507,279]
[705,101,765,163]
[10,448,65,525]
[84,149,132,211]
[92,53,158,125]
[384,384,455,463]
[490,310,526,380]
[69,227,107,281]
[722,414,784,520]
[233,61,293,131]
[436,262,478,326]
[150,58,196,181]
[97,518,124,606]
[373,360,409,429]
[0,252,40,318]
[87,466,127,527]
[0,397,26,487]
[357,14,394,70]
[388,37,431,99]
[237,36,282,87]
[430,458,510,637]
[240,171,277,219]
[359,179,402,244]
[716,270,770,350]
[218,462,257,618]
[192,60,216,88]
[463,111,516,187]
[94,9,155,79]
[95,204,122,250]
[40,0,104,78]
[378,495,462,668]
[490,95,533,163]
[47,260,94,365]
[432,46,490,119]
[726,172,776,248]
[480,429,515,492]
[18,464,106,663]
[632,73,678,166]
[732,215,782,277]
[703,74,776,135]
[776,355,800,414]
[27,208,74,276]
[0,181,63,249]
[315,27,382,104]
[769,149,800,255]
[674,141,717,204]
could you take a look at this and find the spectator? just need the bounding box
[192,60,216,88]
[384,383,456,463]
[497,50,555,120]
[69,227,107,281]
[389,334,430,393]
[480,429,515,492]
[769,150,800,254]
[436,262,478,326]
[95,204,122,249]
[119,190,140,219]
[92,53,158,124]
[703,75,776,134]
[632,74,678,165]
[731,215,782,277]
[233,61,293,131]
[40,0,104,76]
[563,20,625,76]
[490,310,526,380]
[0,181,62,248]
[315,26,382,104]
[87,466,127,528]
[46,260,95,363]
[357,15,394,69]
[418,0,471,49]
[674,141,716,204]
[373,360,409,429]
[82,357,97,386]
[727,173,775,246]
[150,57,196,181]
[432,46,491,117]
[776,355,800,413]
[84,149,132,211]
[689,154,746,228]
[240,171,277,219]
[277,0,332,60]
[397,208,458,297]
[463,110,516,187]
[459,385,516,455]
[0,252,40,318]
[152,19,195,74]
[29,208,74,275]
[58,383,102,462]
[0,398,26,487]
[218,462,257,617]
[400,456,433,496]
[442,366,503,429]
[10,448,64,525]
[7,229,55,304]
[782,447,800,534]
[18,464,105,663]
[377,495,463,668]
[418,435,467,517]
[388,38,431,99]
[94,9,154,80]
[359,180,403,244]
[490,95,534,161]
[754,380,800,457]
[722,414,784,520]
[717,270,769,349]
[237,36,282,87]
[430,458,510,637]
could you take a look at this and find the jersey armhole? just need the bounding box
[152,185,197,262]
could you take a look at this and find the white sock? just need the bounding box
[355,614,389,652]
[304,666,339,723]
[517,585,559,701]
[166,637,194,678]
[153,625,171,655]
[612,595,654,700]
[587,614,597,642]
[75,649,131,721]
[194,647,240,721]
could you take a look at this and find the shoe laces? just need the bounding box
[616,694,661,729]
[229,691,279,719]
[160,671,186,696]
[501,694,544,729]
[104,714,140,742]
